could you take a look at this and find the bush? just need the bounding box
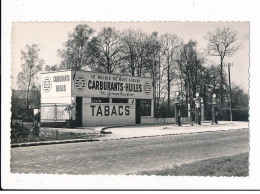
[11,123,31,139]
[233,108,249,121]
[34,112,40,122]
[31,122,40,136]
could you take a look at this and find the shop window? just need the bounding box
[112,98,128,103]
[140,99,151,116]
[91,97,109,103]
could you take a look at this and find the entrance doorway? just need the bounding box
[75,97,82,126]
[135,99,141,124]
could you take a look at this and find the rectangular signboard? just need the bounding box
[41,71,72,103]
[71,71,153,99]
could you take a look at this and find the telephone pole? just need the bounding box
[227,63,233,121]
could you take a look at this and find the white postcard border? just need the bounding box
[2,0,260,190]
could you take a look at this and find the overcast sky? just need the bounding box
[11,22,249,92]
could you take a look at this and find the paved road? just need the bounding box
[11,128,249,175]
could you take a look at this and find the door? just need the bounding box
[135,99,141,124]
[75,97,82,126]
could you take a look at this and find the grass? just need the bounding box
[136,153,249,176]
[11,121,104,144]
[11,132,99,144]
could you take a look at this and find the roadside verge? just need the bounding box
[11,121,249,148]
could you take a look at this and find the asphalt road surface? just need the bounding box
[11,128,249,175]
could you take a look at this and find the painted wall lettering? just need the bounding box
[53,75,70,82]
[56,85,66,92]
[72,71,153,99]
[42,77,52,92]
[90,105,131,116]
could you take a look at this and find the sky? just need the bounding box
[11,22,249,92]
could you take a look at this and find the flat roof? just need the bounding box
[41,69,153,80]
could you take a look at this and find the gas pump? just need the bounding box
[212,93,218,125]
[175,92,181,126]
[194,92,201,125]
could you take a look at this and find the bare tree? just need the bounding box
[145,32,162,116]
[176,40,204,106]
[134,31,150,77]
[120,29,138,76]
[17,44,44,118]
[57,24,94,70]
[205,27,241,108]
[120,30,163,116]
[87,27,122,73]
[160,33,182,115]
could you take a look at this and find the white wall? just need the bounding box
[41,96,72,104]
[41,71,72,122]
[41,71,72,104]
[41,106,70,122]
[141,116,190,124]
[141,117,175,124]
[82,97,136,126]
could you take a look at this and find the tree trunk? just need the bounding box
[131,59,135,76]
[167,61,170,117]
[152,70,156,117]
[157,60,161,113]
[26,67,32,120]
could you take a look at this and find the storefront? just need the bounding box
[41,70,154,127]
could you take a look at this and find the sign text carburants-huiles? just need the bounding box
[88,80,142,92]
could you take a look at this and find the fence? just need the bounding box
[41,104,70,127]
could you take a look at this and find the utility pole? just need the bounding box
[227,63,233,121]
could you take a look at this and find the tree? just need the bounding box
[160,33,182,115]
[176,40,204,107]
[17,44,44,118]
[44,64,61,71]
[229,84,249,121]
[87,27,122,73]
[205,27,241,108]
[120,29,138,76]
[231,84,249,109]
[134,31,151,77]
[145,32,162,116]
[57,24,94,70]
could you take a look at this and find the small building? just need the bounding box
[41,70,154,127]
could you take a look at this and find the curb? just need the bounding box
[11,139,100,148]
[11,127,248,148]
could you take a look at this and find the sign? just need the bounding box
[41,71,72,104]
[42,74,70,93]
[90,105,130,117]
[72,71,153,99]
[143,81,152,95]
[75,75,87,92]
[83,103,135,126]
[42,77,52,92]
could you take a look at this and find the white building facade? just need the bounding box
[41,70,154,127]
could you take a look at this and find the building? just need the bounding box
[41,70,154,127]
